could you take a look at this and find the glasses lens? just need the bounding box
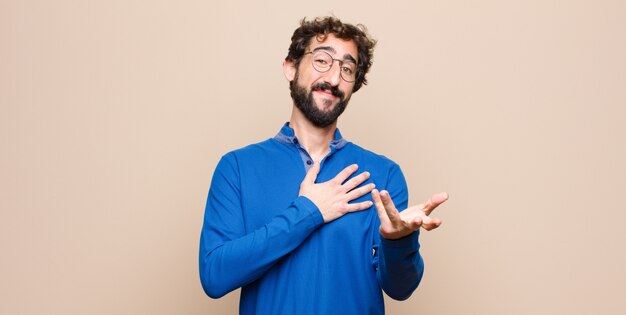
[340,62,356,82]
[311,51,332,72]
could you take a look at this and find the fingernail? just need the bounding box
[364,171,370,178]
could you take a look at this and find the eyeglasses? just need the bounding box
[304,50,357,83]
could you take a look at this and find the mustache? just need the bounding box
[311,83,344,98]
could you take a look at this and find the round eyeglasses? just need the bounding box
[304,50,357,83]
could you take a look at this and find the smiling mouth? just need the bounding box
[314,89,337,98]
[311,82,344,99]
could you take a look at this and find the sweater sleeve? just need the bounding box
[199,153,324,298]
[373,163,425,300]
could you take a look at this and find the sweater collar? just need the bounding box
[273,122,347,150]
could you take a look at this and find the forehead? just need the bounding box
[307,33,358,62]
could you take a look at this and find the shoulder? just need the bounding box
[221,138,283,160]
[216,138,290,171]
[343,142,401,170]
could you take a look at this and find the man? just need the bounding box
[199,16,448,314]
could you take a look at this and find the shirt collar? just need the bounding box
[273,122,348,150]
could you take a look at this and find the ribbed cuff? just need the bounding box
[380,230,420,249]
[294,196,325,228]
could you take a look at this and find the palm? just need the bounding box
[373,189,448,240]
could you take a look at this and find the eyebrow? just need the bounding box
[312,46,357,64]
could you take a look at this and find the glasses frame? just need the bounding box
[303,50,357,83]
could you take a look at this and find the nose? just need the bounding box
[323,60,342,87]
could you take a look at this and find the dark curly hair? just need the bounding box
[285,16,377,93]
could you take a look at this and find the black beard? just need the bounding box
[290,79,348,128]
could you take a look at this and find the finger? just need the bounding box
[302,161,320,184]
[332,164,358,185]
[345,200,374,213]
[345,183,376,201]
[409,216,423,231]
[421,217,442,231]
[371,189,390,225]
[380,190,401,225]
[422,192,449,216]
[342,171,370,191]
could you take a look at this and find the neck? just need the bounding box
[289,106,337,163]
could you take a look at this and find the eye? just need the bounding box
[341,66,354,75]
[314,58,329,66]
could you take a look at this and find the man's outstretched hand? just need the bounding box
[372,189,448,240]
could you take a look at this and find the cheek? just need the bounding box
[298,67,321,84]
[341,84,355,98]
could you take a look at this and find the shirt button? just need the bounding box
[306,160,312,165]
[293,138,298,144]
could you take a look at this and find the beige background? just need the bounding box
[2,0,625,314]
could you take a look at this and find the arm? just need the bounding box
[199,153,323,298]
[372,164,448,300]
[376,229,424,301]
[200,197,323,298]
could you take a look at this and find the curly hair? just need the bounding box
[285,16,377,93]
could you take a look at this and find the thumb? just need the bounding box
[302,161,320,184]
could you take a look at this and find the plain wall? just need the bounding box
[1,0,625,314]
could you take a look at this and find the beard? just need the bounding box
[290,75,349,128]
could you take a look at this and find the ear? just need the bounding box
[283,59,296,82]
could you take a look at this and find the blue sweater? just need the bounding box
[199,124,424,314]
